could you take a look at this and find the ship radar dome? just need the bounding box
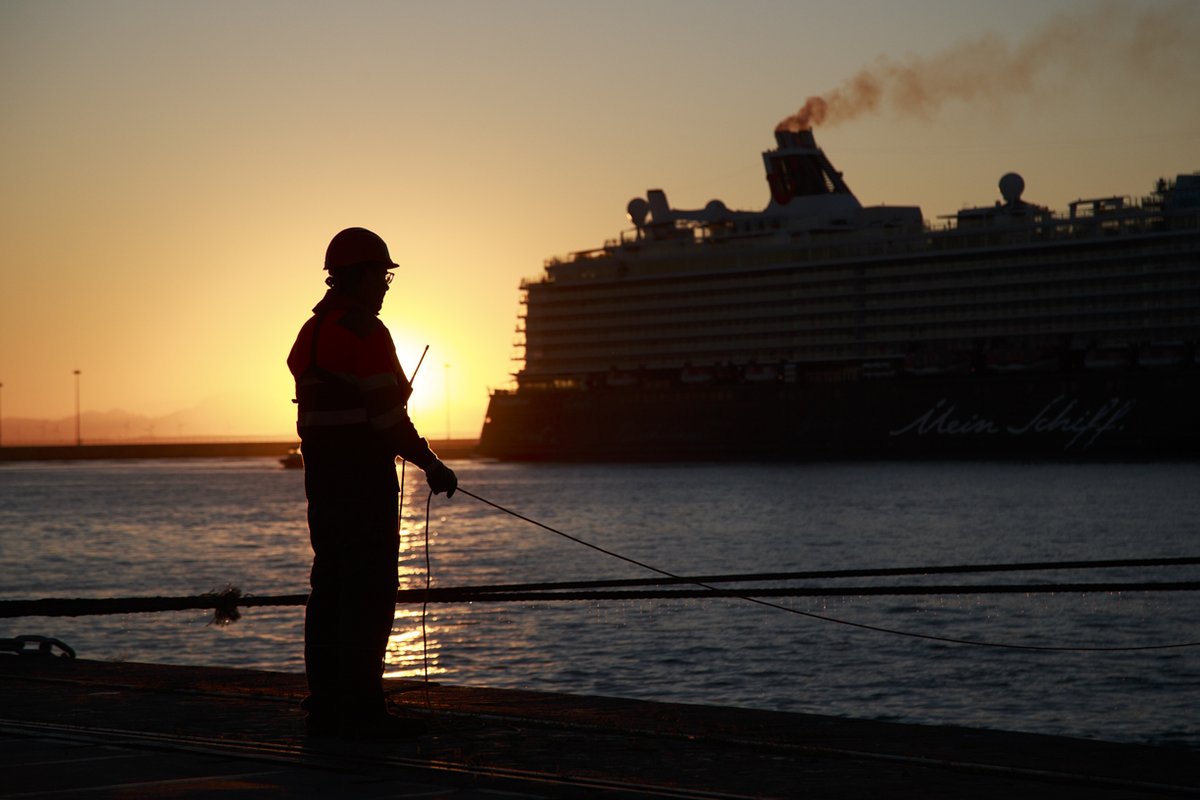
[704,199,730,219]
[999,172,1025,205]
[627,197,650,227]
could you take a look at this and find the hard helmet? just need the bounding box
[324,227,399,271]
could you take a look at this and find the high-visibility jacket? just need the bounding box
[287,291,435,469]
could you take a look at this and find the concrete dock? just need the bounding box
[0,656,1196,798]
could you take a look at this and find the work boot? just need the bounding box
[343,712,429,739]
[303,714,342,738]
[306,711,428,739]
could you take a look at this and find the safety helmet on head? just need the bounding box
[324,227,399,272]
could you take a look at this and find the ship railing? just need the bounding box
[1069,195,1132,219]
[545,246,614,268]
[537,199,1194,275]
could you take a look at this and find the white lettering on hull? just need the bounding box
[889,395,1137,450]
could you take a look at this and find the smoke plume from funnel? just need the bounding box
[777,2,1195,133]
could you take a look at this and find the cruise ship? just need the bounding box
[478,129,1200,460]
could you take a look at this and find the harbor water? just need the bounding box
[2,457,1198,748]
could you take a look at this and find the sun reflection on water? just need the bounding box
[386,475,451,679]
[384,607,445,679]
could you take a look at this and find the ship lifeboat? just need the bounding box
[861,361,896,379]
[605,370,638,387]
[985,346,1059,372]
[1137,342,1187,368]
[1084,345,1132,370]
[903,350,971,376]
[743,364,780,382]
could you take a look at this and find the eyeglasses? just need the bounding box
[383,272,394,285]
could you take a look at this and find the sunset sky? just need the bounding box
[2,0,1198,442]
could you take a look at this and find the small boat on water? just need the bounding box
[279,448,303,469]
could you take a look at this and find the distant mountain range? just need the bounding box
[0,407,292,445]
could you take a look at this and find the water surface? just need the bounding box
[2,458,1197,747]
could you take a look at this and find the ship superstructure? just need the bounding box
[480,130,1200,459]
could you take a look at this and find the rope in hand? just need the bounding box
[453,487,1200,653]
[399,460,435,716]
[421,490,434,714]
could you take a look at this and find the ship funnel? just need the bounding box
[774,128,817,150]
[763,128,858,209]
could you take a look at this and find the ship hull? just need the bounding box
[484,131,1199,461]
[479,368,1200,461]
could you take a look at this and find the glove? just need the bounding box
[425,459,457,498]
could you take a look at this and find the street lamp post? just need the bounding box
[73,369,82,446]
[443,363,451,441]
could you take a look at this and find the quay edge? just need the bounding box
[0,657,1196,799]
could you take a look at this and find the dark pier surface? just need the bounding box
[0,658,1196,799]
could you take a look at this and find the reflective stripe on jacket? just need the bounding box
[287,291,435,468]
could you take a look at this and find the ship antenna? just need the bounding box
[410,345,430,383]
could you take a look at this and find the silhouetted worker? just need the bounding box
[288,227,457,738]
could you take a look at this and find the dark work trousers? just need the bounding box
[301,450,400,723]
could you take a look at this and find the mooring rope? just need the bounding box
[397,556,1200,594]
[4,484,1199,651]
[396,582,1200,602]
[5,578,1199,621]
[0,588,269,621]
[454,487,1200,652]
[420,489,435,714]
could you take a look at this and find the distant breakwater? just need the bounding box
[0,439,480,461]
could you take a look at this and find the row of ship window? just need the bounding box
[526,261,1193,322]
[524,289,1196,343]
[538,239,1193,300]
[524,312,1196,369]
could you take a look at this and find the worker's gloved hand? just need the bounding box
[425,459,457,498]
